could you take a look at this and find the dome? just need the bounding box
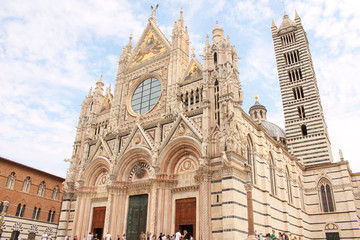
[261,121,286,139]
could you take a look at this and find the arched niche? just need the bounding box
[159,136,201,175]
[83,157,111,186]
[114,147,152,182]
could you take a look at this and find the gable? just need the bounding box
[99,94,112,113]
[184,60,202,82]
[130,22,170,67]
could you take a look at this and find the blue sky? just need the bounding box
[0,0,359,177]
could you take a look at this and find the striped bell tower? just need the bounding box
[271,11,333,165]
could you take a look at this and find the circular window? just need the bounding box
[131,77,161,114]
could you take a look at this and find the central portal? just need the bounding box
[175,198,196,238]
[126,194,148,240]
[91,206,106,239]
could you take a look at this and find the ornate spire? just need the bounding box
[191,47,195,58]
[179,8,184,28]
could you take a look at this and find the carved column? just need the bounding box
[197,169,212,240]
[103,193,113,237]
[245,183,256,240]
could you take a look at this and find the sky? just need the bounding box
[0,0,359,178]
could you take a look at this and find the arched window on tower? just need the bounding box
[22,176,31,193]
[214,80,220,126]
[37,181,46,197]
[286,167,293,203]
[318,178,335,212]
[6,172,16,189]
[214,52,218,66]
[269,153,277,195]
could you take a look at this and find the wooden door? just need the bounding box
[175,198,196,238]
[91,207,106,239]
[126,194,148,240]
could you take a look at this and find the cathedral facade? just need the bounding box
[58,9,360,240]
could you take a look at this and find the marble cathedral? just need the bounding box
[58,9,360,240]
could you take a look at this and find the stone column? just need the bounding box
[245,183,256,240]
[196,169,212,240]
[103,193,113,237]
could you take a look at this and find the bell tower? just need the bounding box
[272,11,333,165]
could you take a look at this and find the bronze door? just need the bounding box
[91,206,106,239]
[175,198,196,238]
[126,194,148,240]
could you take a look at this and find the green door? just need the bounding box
[326,232,340,240]
[126,194,148,240]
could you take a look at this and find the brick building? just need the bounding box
[0,157,64,240]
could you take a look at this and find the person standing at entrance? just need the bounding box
[175,230,181,240]
[105,232,111,240]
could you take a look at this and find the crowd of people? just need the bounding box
[68,230,194,240]
[255,230,302,240]
[66,229,304,240]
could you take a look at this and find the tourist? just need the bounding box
[42,232,48,240]
[105,232,111,240]
[122,233,126,240]
[140,232,146,240]
[74,235,78,240]
[283,232,289,240]
[175,230,181,240]
[271,230,276,240]
[88,233,93,240]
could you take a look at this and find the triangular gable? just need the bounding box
[119,123,155,155]
[183,58,203,82]
[88,138,112,163]
[130,20,171,67]
[159,113,202,153]
[99,94,112,113]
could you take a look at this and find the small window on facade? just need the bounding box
[301,125,307,136]
[214,52,217,66]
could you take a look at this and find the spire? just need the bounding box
[294,9,301,24]
[278,12,296,34]
[212,21,225,43]
[191,47,195,58]
[205,34,209,47]
[272,19,276,27]
[339,149,344,161]
[88,87,92,97]
[179,8,184,28]
[126,34,133,50]
[95,75,104,95]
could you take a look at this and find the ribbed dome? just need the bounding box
[278,13,296,34]
[261,121,286,139]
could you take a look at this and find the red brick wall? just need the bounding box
[0,157,64,223]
